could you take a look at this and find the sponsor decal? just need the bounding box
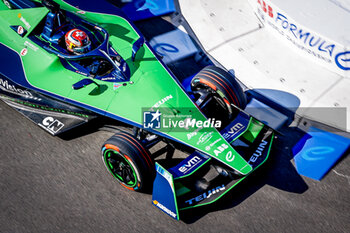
[153,43,179,56]
[112,72,123,80]
[75,70,88,76]
[76,10,86,14]
[110,47,118,55]
[17,26,24,35]
[0,78,38,100]
[205,138,221,151]
[101,77,117,81]
[156,164,173,190]
[150,94,173,111]
[38,117,64,134]
[187,126,202,140]
[226,151,235,162]
[178,156,202,174]
[113,83,122,90]
[20,48,27,56]
[223,123,244,139]
[213,143,228,156]
[24,41,38,51]
[197,132,213,145]
[5,98,89,118]
[335,51,350,71]
[17,13,31,29]
[136,0,159,11]
[185,184,225,205]
[248,140,268,164]
[256,0,350,71]
[301,146,334,161]
[114,59,121,67]
[213,143,235,162]
[153,200,176,218]
[3,0,11,9]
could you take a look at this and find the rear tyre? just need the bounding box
[101,132,155,192]
[191,66,247,127]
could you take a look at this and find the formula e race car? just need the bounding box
[0,0,274,220]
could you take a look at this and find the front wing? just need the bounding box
[152,112,274,220]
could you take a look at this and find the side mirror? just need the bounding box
[131,37,145,62]
[72,79,99,90]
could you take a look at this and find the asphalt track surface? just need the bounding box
[1,99,350,233]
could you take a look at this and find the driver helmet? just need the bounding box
[65,29,91,54]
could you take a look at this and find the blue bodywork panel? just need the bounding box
[5,0,40,8]
[245,98,288,131]
[293,127,350,180]
[152,163,179,220]
[169,152,210,179]
[221,112,250,143]
[122,0,175,21]
[63,0,126,16]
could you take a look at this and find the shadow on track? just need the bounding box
[180,126,309,224]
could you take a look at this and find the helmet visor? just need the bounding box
[72,40,91,54]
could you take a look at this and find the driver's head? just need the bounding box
[65,29,91,54]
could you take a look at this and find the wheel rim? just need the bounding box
[192,82,233,123]
[103,149,137,188]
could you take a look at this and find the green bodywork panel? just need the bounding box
[242,119,264,143]
[0,1,253,174]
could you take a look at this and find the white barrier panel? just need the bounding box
[179,0,350,132]
[249,0,350,76]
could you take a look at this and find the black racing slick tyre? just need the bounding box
[191,66,247,126]
[101,132,155,192]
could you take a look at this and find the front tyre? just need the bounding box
[101,132,155,192]
[191,66,247,127]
